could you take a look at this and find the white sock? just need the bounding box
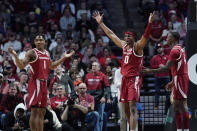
[184,129,189,131]
[177,129,182,131]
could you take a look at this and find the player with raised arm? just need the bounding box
[8,35,74,131]
[142,32,189,131]
[93,11,154,131]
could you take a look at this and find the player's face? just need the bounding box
[124,34,134,45]
[34,36,45,49]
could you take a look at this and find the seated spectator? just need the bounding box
[149,12,164,56]
[178,22,187,46]
[17,72,28,95]
[82,46,94,65]
[3,32,22,53]
[60,5,76,33]
[5,103,29,131]
[49,65,74,93]
[99,47,117,69]
[61,82,100,131]
[77,2,91,20]
[49,32,64,52]
[0,82,24,129]
[42,9,59,31]
[50,84,68,121]
[0,73,9,95]
[169,13,182,32]
[61,0,76,15]
[3,63,20,83]
[162,21,175,45]
[95,27,110,44]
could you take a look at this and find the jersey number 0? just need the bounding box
[124,56,129,64]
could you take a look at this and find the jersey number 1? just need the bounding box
[44,60,46,69]
[124,56,129,64]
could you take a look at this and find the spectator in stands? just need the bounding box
[77,1,91,20]
[169,13,182,32]
[42,9,59,32]
[150,43,170,109]
[114,67,127,131]
[178,22,187,46]
[82,46,94,66]
[93,36,104,58]
[17,72,28,95]
[3,63,20,83]
[61,0,76,15]
[18,42,32,72]
[3,32,22,53]
[5,103,29,131]
[76,12,92,31]
[60,5,76,33]
[72,56,85,78]
[85,61,110,130]
[99,47,117,69]
[0,73,9,95]
[49,32,64,52]
[162,21,175,45]
[49,82,58,98]
[61,82,100,131]
[0,82,24,129]
[52,44,64,61]
[149,12,164,56]
[50,84,68,121]
[50,65,74,94]
[27,11,39,28]
[95,27,109,44]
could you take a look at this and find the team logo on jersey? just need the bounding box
[188,53,197,85]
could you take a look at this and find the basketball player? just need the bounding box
[142,32,189,131]
[8,35,74,131]
[93,11,154,131]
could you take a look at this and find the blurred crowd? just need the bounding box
[0,0,189,131]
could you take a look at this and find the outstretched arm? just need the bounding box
[8,47,36,70]
[93,11,125,48]
[142,60,174,74]
[49,51,75,70]
[135,12,154,53]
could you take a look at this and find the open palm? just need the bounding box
[93,11,103,24]
[64,50,75,58]
[148,11,155,23]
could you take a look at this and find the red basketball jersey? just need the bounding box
[121,44,143,77]
[169,45,188,77]
[29,48,50,80]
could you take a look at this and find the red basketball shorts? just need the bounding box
[173,74,189,100]
[24,78,48,109]
[120,76,142,103]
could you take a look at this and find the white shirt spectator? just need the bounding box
[3,40,22,53]
[61,3,75,15]
[114,68,122,100]
[60,15,76,31]
[77,10,91,20]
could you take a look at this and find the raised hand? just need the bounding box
[64,50,75,58]
[148,11,155,23]
[92,11,103,24]
[8,47,17,56]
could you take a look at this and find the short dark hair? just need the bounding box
[170,31,180,41]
